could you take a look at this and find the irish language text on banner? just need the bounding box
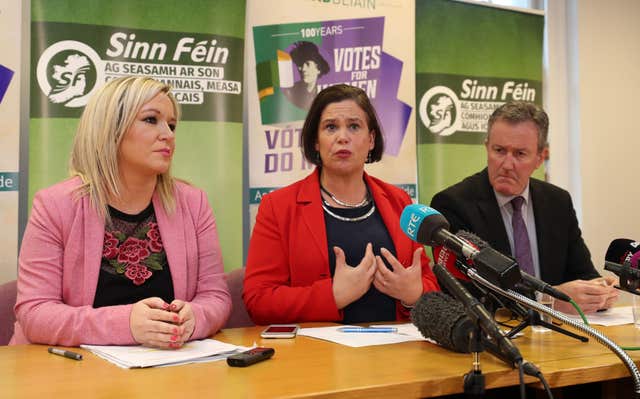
[415,0,544,204]
[31,23,243,120]
[248,3,417,228]
[30,0,245,270]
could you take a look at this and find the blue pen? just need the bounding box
[338,327,398,333]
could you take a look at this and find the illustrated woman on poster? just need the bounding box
[283,41,330,110]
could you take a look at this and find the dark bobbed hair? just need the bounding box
[487,101,549,153]
[301,84,384,166]
[290,41,330,77]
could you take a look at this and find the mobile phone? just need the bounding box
[260,324,299,339]
[227,347,275,367]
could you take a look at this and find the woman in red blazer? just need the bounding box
[244,84,439,325]
[12,77,230,347]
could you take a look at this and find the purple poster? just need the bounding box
[0,64,14,104]
[254,17,411,156]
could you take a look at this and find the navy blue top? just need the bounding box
[324,199,397,324]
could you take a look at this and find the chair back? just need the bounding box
[0,280,17,345]
[224,268,254,328]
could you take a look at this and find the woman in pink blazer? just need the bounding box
[244,85,439,325]
[11,76,231,347]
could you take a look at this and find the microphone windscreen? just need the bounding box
[456,230,489,250]
[605,239,640,267]
[400,204,450,246]
[410,291,473,353]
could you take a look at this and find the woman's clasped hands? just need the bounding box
[130,297,196,349]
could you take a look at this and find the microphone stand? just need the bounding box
[463,323,486,398]
[466,268,640,398]
[434,263,522,397]
[501,288,587,342]
[506,308,587,342]
[464,270,587,342]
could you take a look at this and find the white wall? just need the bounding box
[577,0,640,269]
[550,0,640,304]
[542,0,639,303]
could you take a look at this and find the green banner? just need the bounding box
[30,0,245,271]
[416,0,544,204]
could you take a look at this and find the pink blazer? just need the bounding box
[11,177,231,346]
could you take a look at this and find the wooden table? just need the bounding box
[2,322,640,398]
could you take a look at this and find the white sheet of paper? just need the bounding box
[370,323,427,340]
[564,306,634,326]
[81,339,249,368]
[298,324,426,347]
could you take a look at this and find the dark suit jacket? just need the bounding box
[243,169,439,325]
[430,168,600,285]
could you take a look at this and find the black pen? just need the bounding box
[48,347,83,361]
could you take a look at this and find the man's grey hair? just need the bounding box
[487,101,549,153]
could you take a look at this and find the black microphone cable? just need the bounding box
[517,360,525,399]
[520,358,555,399]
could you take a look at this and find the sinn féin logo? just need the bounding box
[418,86,461,137]
[36,40,104,108]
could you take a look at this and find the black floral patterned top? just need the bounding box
[93,203,174,308]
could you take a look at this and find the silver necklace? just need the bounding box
[320,185,370,208]
[322,201,376,222]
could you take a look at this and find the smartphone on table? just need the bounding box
[260,324,299,339]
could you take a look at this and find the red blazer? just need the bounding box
[243,169,439,325]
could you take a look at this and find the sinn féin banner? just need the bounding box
[416,0,544,204]
[30,0,246,270]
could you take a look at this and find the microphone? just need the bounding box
[431,263,523,365]
[400,204,475,255]
[605,238,640,266]
[400,204,521,290]
[410,291,473,353]
[400,204,571,301]
[434,242,528,317]
[604,239,640,292]
[605,262,640,280]
[454,231,571,302]
[411,290,541,376]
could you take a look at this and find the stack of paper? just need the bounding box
[565,306,634,326]
[81,339,248,368]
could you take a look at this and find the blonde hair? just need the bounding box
[69,76,180,223]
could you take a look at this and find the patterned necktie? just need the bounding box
[511,196,535,275]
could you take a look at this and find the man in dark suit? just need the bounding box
[431,101,618,314]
